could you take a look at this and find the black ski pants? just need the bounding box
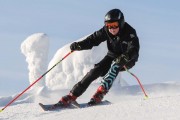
[70,55,135,97]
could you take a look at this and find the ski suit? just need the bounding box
[70,22,140,97]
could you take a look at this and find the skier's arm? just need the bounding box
[124,31,140,62]
[70,28,106,51]
[123,30,140,62]
[115,31,140,66]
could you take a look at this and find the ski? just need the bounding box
[77,100,111,108]
[39,100,111,111]
[39,102,75,111]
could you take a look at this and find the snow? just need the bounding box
[0,33,180,120]
[21,33,49,88]
[1,84,180,120]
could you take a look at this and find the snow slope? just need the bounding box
[0,33,180,120]
[0,83,180,120]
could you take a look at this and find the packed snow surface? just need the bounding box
[1,84,180,120]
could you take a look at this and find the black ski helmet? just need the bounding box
[104,9,125,29]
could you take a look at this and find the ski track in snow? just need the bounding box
[1,94,180,120]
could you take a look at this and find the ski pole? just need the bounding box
[0,51,74,112]
[124,66,148,99]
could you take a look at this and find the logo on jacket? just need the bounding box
[130,34,135,38]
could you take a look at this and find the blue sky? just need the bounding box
[0,0,180,96]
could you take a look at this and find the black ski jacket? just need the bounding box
[78,22,140,62]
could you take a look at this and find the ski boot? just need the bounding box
[55,93,77,107]
[88,85,107,106]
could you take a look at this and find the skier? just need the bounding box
[56,8,140,106]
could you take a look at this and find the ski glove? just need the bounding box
[70,42,81,51]
[115,53,130,66]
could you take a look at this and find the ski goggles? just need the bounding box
[105,21,119,29]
